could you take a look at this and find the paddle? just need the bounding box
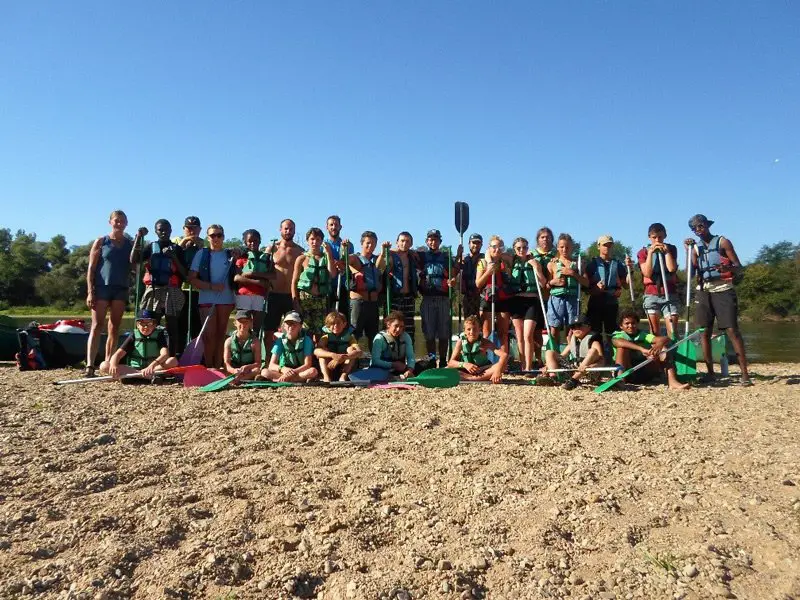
[593,328,704,393]
[183,367,226,388]
[533,264,555,352]
[454,202,469,330]
[675,245,697,383]
[54,364,204,385]
[180,305,214,366]
[405,367,461,388]
[576,253,582,318]
[349,366,391,383]
[510,366,619,376]
[384,245,391,319]
[657,250,670,303]
[199,374,236,392]
[625,255,635,302]
[487,270,500,364]
[447,245,454,359]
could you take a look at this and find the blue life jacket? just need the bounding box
[148,241,177,287]
[378,331,408,363]
[197,248,233,285]
[420,251,448,296]
[389,252,417,295]
[461,254,482,294]
[592,257,621,293]
[349,254,379,293]
[696,236,733,282]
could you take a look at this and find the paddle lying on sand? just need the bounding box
[405,367,461,388]
[183,367,227,388]
[180,305,214,366]
[241,380,369,389]
[349,367,391,384]
[593,328,704,394]
[54,365,204,385]
[510,366,620,376]
[199,374,236,392]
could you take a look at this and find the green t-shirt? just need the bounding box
[611,330,655,361]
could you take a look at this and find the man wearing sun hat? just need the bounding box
[586,234,629,342]
[685,214,751,386]
[418,229,457,368]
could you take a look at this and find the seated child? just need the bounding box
[261,311,319,382]
[448,315,507,383]
[611,309,690,391]
[370,311,415,379]
[543,314,605,390]
[314,311,363,382]
[222,309,262,382]
[99,310,178,379]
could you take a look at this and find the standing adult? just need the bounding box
[685,214,751,386]
[324,215,355,316]
[188,224,236,368]
[508,237,547,371]
[418,229,456,367]
[85,210,134,376]
[388,231,419,342]
[531,227,556,350]
[173,216,205,354]
[457,233,484,320]
[263,219,304,349]
[586,235,629,342]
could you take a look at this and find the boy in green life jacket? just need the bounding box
[543,314,605,390]
[233,229,274,336]
[315,311,363,382]
[222,309,262,382]
[546,233,589,347]
[292,227,337,339]
[261,311,319,382]
[611,309,690,391]
[448,315,507,383]
[99,310,178,379]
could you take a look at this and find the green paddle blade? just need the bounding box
[675,340,698,383]
[406,368,461,388]
[199,375,236,392]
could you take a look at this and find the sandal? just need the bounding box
[84,366,96,378]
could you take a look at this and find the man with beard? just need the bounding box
[263,219,304,349]
[324,215,355,317]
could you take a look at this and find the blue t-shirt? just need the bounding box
[190,249,236,305]
[270,335,314,364]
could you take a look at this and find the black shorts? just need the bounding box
[481,297,511,314]
[509,295,543,323]
[264,292,294,331]
[694,288,739,330]
[586,295,619,336]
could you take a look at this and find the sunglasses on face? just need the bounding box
[515,245,528,250]
[208,233,224,239]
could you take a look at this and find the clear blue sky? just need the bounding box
[1,1,797,261]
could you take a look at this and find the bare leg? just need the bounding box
[700,328,714,378]
[523,318,537,370]
[105,300,126,360]
[296,366,319,381]
[667,313,679,339]
[319,358,333,382]
[212,305,234,368]
[512,316,525,368]
[497,313,510,354]
[726,326,750,382]
[199,306,215,367]
[646,312,661,335]
[87,300,109,369]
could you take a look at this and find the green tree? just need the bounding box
[754,240,799,265]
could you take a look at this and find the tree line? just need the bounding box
[0,227,798,320]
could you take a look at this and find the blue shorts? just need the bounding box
[95,285,128,303]
[642,294,679,318]
[546,295,578,328]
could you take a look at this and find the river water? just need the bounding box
[10,317,800,363]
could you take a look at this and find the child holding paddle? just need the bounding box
[233,229,274,337]
[315,311,363,382]
[546,233,588,347]
[637,223,679,338]
[348,231,388,351]
[371,311,416,379]
[611,309,690,390]
[475,235,513,352]
[448,315,507,383]
[543,314,605,390]
[388,231,419,343]
[262,311,319,382]
[99,310,178,379]
[222,310,262,382]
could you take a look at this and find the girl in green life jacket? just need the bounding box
[447,315,508,384]
[99,310,178,380]
[261,311,319,382]
[314,311,363,382]
[292,227,337,339]
[222,309,262,382]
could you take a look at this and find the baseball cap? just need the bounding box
[184,216,201,228]
[597,234,614,246]
[569,314,591,329]
[469,233,483,243]
[426,229,442,240]
[235,309,253,320]
[283,311,302,323]
[688,214,714,230]
[136,309,158,322]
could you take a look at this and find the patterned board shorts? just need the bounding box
[390,293,416,340]
[140,286,186,318]
[300,292,328,336]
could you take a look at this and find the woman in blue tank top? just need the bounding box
[85,210,134,376]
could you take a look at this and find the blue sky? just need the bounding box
[1,1,797,261]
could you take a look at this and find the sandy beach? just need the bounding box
[1,364,798,600]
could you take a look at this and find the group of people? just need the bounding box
[86,210,751,387]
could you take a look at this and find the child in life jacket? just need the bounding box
[132,219,187,358]
[448,315,508,383]
[370,311,415,379]
[222,309,262,382]
[99,310,177,379]
[233,229,274,336]
[543,314,605,390]
[261,311,319,382]
[292,227,336,339]
[611,309,690,391]
[637,223,679,338]
[546,233,589,347]
[314,311,363,382]
[348,231,389,351]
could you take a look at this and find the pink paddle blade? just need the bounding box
[183,368,226,388]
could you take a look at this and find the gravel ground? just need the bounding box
[1,364,799,600]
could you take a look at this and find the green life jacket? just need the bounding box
[230,331,255,367]
[278,331,308,368]
[549,259,579,297]
[243,250,271,275]
[321,325,354,354]
[459,333,490,367]
[533,248,556,272]
[127,329,162,368]
[297,253,331,296]
[611,329,655,361]
[510,257,539,294]
[378,332,407,363]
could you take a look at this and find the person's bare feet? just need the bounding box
[669,380,691,391]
